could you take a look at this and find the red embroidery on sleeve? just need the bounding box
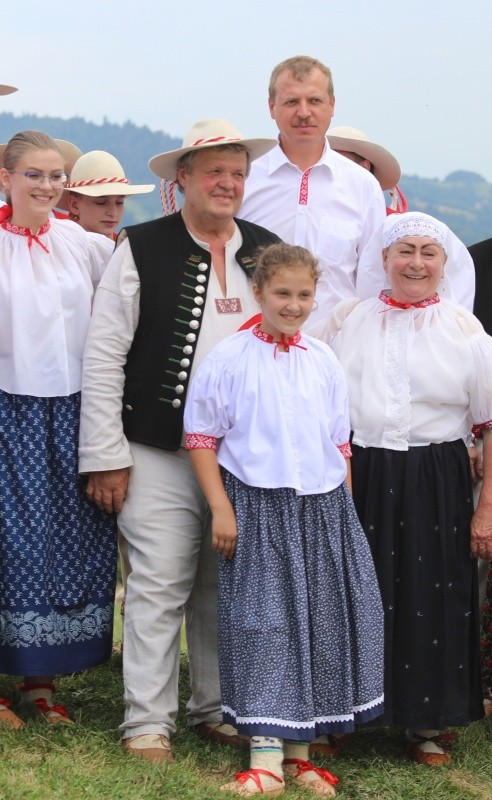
[185,433,218,450]
[338,442,352,458]
[472,420,492,437]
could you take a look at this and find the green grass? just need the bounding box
[1,604,491,799]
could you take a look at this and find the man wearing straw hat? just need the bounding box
[79,119,279,763]
[240,55,386,323]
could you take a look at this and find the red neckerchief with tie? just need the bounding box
[0,204,50,252]
[252,323,307,359]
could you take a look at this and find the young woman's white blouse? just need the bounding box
[184,329,350,495]
[0,218,113,397]
[308,296,492,450]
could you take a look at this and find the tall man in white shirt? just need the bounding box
[79,120,279,763]
[240,56,386,322]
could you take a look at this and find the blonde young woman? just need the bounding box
[0,131,116,728]
[64,150,154,240]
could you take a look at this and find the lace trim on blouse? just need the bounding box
[382,310,412,449]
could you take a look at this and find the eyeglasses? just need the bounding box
[9,170,68,188]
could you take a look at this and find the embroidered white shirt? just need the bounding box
[308,296,492,450]
[240,140,386,321]
[184,329,350,495]
[0,218,113,396]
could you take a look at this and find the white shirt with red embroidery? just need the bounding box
[0,217,113,396]
[308,293,492,450]
[184,326,351,496]
[240,140,386,322]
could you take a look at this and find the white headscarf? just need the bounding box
[383,212,447,252]
[355,211,475,311]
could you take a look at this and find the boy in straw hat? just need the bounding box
[79,119,279,763]
[326,125,406,213]
[64,150,154,239]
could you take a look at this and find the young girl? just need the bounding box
[184,243,384,797]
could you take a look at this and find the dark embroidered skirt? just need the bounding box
[482,564,492,698]
[218,470,384,740]
[352,440,483,729]
[0,390,117,676]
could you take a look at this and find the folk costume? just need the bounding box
[311,291,492,730]
[0,212,116,676]
[184,326,384,740]
[78,211,280,742]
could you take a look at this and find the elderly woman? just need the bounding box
[0,131,116,729]
[310,211,492,766]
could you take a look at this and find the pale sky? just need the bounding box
[2,0,491,181]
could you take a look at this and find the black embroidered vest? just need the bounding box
[122,212,279,451]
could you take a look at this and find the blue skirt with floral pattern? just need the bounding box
[0,390,117,676]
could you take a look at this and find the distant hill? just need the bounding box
[0,112,181,228]
[1,112,491,245]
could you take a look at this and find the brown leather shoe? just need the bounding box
[193,721,249,747]
[123,734,174,763]
[309,734,350,758]
[405,732,456,767]
[406,741,452,766]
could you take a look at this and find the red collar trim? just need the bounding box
[1,214,51,253]
[378,290,440,310]
[252,323,307,358]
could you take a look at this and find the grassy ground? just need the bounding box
[1,610,491,799]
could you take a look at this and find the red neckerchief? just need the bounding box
[378,290,440,311]
[0,205,50,252]
[252,323,307,359]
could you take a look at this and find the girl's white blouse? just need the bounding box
[184,329,350,495]
[0,218,113,397]
[308,296,492,450]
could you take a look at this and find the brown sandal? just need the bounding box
[283,758,338,796]
[406,732,457,767]
[0,698,24,730]
[221,768,285,795]
[18,683,74,725]
[309,734,349,757]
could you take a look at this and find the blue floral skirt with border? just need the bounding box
[218,470,384,740]
[0,390,117,676]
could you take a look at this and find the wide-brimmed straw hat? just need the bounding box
[0,84,18,96]
[65,150,155,197]
[149,119,277,180]
[328,126,401,190]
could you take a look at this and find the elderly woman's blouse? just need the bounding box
[0,217,113,397]
[309,294,492,450]
[184,328,350,495]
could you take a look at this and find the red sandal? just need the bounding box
[221,768,285,795]
[283,758,339,795]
